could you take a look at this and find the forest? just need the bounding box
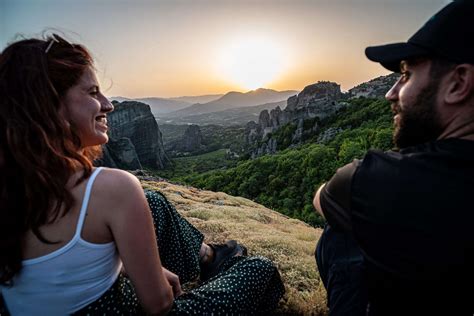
[159,97,394,227]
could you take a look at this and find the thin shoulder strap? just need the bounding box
[74,167,104,238]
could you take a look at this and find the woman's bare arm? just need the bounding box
[99,168,175,315]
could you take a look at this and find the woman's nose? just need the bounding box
[101,97,114,113]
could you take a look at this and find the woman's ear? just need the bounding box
[443,64,474,105]
[58,102,72,129]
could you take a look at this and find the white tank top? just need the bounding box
[1,167,122,315]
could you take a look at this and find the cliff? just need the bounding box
[348,73,399,99]
[168,124,205,154]
[245,81,346,157]
[100,101,170,169]
[137,174,327,315]
[244,74,398,158]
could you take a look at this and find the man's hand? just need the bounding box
[162,267,183,298]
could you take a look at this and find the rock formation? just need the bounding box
[244,74,397,158]
[98,101,170,170]
[179,124,204,152]
[316,127,343,144]
[348,73,399,99]
[101,138,143,170]
[245,81,346,158]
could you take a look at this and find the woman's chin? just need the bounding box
[81,135,109,148]
[95,132,109,145]
[101,134,109,144]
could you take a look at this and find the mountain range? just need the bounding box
[163,88,298,118]
[109,94,224,115]
[157,100,287,126]
[168,94,224,104]
[110,74,398,127]
[110,88,298,120]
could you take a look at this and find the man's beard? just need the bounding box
[392,81,444,149]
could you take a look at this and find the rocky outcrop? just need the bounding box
[164,124,205,155]
[101,138,143,170]
[292,119,305,143]
[244,74,397,158]
[348,73,399,99]
[292,81,342,110]
[99,101,170,170]
[254,138,278,157]
[245,81,346,157]
[179,124,204,152]
[245,121,261,144]
[316,127,343,144]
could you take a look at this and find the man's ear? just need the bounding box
[444,64,474,104]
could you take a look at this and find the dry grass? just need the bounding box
[142,180,328,315]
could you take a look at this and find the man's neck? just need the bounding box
[438,106,474,141]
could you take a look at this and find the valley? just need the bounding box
[104,74,398,228]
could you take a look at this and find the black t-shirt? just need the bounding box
[320,138,474,314]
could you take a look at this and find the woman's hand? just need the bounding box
[162,267,183,298]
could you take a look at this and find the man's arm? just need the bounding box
[313,183,326,219]
[312,160,360,232]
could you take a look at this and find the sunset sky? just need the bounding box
[1,0,449,98]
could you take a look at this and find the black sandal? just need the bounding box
[200,240,247,282]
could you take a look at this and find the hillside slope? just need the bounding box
[139,177,327,315]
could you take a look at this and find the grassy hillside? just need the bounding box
[140,178,327,315]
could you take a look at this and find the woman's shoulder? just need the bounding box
[96,167,140,185]
[91,168,153,233]
[93,167,144,202]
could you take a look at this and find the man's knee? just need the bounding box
[315,224,368,315]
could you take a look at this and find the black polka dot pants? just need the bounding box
[173,256,285,315]
[74,190,284,315]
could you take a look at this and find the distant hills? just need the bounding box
[164,88,298,118]
[157,100,287,126]
[109,96,191,114]
[110,74,398,127]
[110,88,297,122]
[168,94,224,104]
[109,94,224,115]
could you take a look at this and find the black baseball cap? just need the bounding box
[365,0,474,72]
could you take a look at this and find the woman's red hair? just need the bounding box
[0,34,101,284]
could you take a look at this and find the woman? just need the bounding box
[0,34,284,315]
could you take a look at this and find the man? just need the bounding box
[314,1,474,315]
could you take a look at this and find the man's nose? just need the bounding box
[385,79,401,102]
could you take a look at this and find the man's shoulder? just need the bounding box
[360,139,474,175]
[363,148,403,163]
[326,150,401,195]
[356,149,402,176]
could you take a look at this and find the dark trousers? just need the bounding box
[315,224,368,316]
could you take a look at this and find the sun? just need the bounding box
[216,36,287,90]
